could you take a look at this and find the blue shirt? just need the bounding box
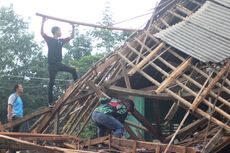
[8,93,23,117]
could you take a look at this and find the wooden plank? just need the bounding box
[132,140,137,153]
[0,134,63,152]
[125,120,148,131]
[176,4,193,16]
[120,61,132,89]
[124,123,140,140]
[167,10,185,20]
[109,137,197,153]
[0,132,78,142]
[108,85,174,100]
[128,42,164,75]
[79,136,109,148]
[4,107,50,130]
[156,144,161,153]
[155,57,192,94]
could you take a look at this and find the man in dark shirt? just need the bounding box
[92,98,134,138]
[41,18,79,106]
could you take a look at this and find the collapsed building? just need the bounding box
[1,0,230,152]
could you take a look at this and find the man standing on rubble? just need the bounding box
[7,84,24,153]
[92,97,135,138]
[40,18,79,107]
[7,84,24,132]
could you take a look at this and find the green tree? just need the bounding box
[0,5,47,123]
[91,2,132,53]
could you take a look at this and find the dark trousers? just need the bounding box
[10,116,23,153]
[48,63,79,105]
[92,111,124,137]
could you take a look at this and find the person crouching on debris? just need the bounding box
[92,97,135,138]
[40,17,79,107]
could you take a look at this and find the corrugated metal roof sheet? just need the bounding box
[214,0,230,8]
[155,1,230,63]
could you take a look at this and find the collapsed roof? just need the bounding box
[1,0,230,152]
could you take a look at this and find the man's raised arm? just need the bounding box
[40,18,46,37]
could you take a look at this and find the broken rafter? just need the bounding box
[117,51,230,132]
[190,59,230,111]
[128,42,165,75]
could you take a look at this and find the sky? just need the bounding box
[1,0,158,41]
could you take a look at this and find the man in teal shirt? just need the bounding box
[7,84,24,132]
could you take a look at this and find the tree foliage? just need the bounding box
[0,6,47,123]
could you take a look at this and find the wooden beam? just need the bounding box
[35,80,81,133]
[0,134,63,152]
[125,120,148,131]
[4,107,50,130]
[164,101,179,123]
[155,57,192,94]
[78,136,109,148]
[124,123,140,140]
[132,109,164,142]
[190,59,230,111]
[176,4,193,16]
[94,54,119,74]
[0,132,78,142]
[120,61,132,89]
[107,137,197,153]
[166,118,207,141]
[68,97,97,134]
[108,85,173,100]
[86,81,110,98]
[203,128,225,153]
[128,42,164,75]
[36,13,141,32]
